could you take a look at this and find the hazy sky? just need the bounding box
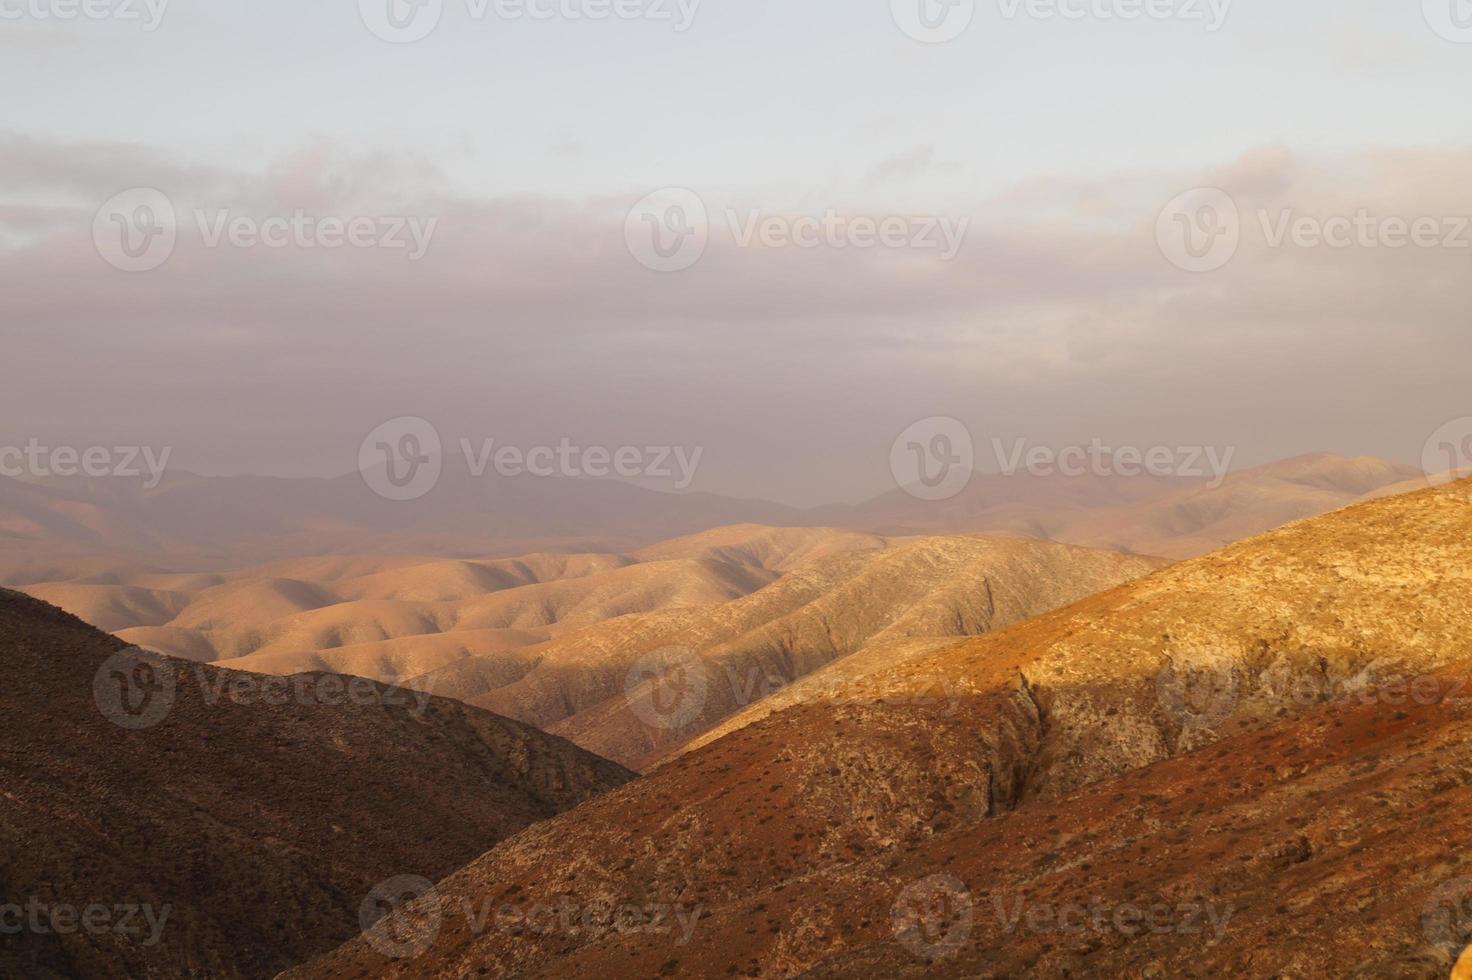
[3,0,1470,504]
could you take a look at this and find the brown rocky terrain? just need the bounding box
[2,527,882,679]
[287,478,1472,979]
[5,525,1162,771]
[0,589,632,979]
[514,533,1162,769]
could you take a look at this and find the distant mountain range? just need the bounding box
[0,452,1429,570]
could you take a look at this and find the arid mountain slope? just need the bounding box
[290,479,1472,979]
[4,528,878,678]
[0,589,632,980]
[409,534,1163,769]
[7,526,1159,771]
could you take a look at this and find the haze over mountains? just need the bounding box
[291,477,1472,979]
[0,451,1427,571]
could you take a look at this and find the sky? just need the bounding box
[2,0,1471,505]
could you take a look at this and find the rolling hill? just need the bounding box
[6,525,1162,770]
[286,478,1472,978]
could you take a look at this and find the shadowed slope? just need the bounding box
[0,590,632,980]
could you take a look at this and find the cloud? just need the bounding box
[1,136,1468,505]
[868,145,936,184]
